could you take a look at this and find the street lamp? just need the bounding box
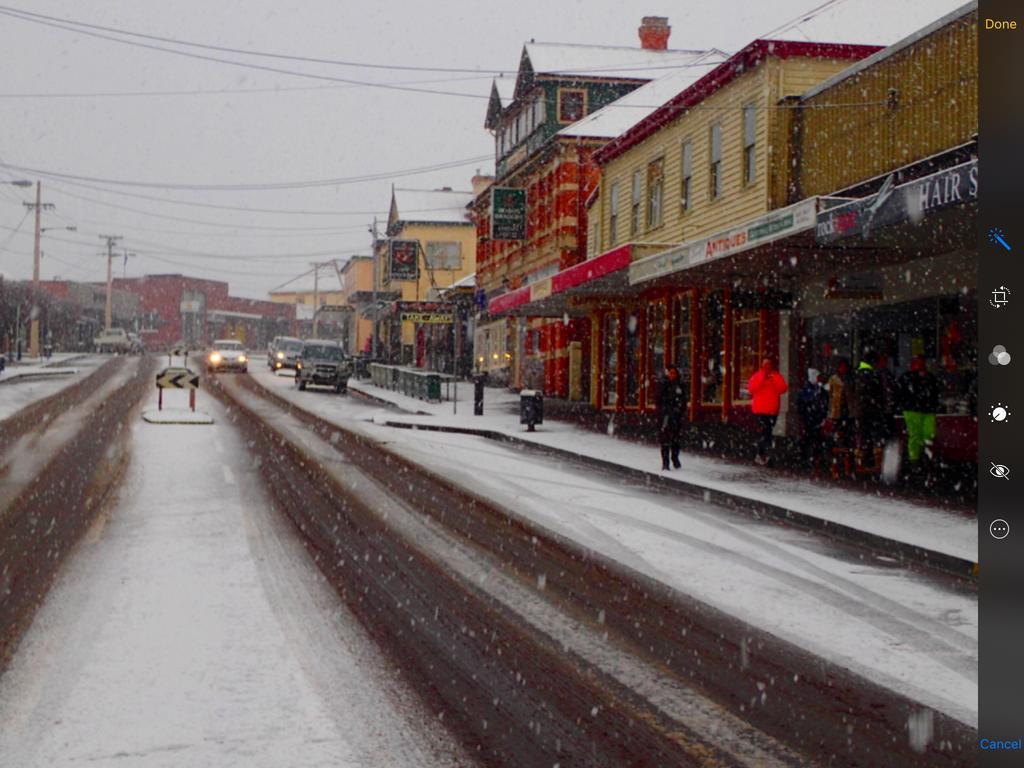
[4,180,32,188]
[40,226,77,235]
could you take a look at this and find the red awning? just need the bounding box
[486,244,636,318]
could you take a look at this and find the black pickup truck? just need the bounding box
[294,339,352,394]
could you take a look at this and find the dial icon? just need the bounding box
[990,403,1011,423]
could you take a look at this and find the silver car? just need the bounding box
[268,336,304,372]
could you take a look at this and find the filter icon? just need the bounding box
[988,345,1012,366]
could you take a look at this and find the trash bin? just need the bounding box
[472,373,488,416]
[520,389,543,431]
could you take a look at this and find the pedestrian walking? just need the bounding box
[851,351,887,471]
[826,359,854,447]
[796,368,829,470]
[656,365,686,471]
[897,356,941,473]
[748,358,788,466]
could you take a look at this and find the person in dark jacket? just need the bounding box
[897,356,941,465]
[797,368,829,469]
[656,365,686,471]
[851,351,887,470]
[747,358,789,466]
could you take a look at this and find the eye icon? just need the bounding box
[991,462,1011,479]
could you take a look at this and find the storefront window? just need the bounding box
[602,312,619,407]
[672,294,692,406]
[646,302,666,407]
[701,291,725,404]
[624,312,641,408]
[733,309,760,401]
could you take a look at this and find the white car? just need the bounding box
[206,339,249,373]
[93,327,132,354]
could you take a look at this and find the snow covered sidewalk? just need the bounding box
[348,377,977,566]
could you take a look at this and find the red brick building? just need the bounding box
[111,274,291,350]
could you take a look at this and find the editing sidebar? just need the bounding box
[980,2,1024,763]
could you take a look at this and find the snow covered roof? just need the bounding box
[269,268,342,296]
[389,188,474,227]
[523,42,721,81]
[800,1,976,101]
[558,52,723,140]
[491,76,516,106]
[447,272,476,290]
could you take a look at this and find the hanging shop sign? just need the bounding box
[630,198,818,285]
[816,159,978,244]
[400,312,454,324]
[388,239,420,281]
[490,187,527,240]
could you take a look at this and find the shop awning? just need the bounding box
[629,198,820,286]
[815,159,977,246]
[487,243,668,317]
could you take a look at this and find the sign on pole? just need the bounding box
[388,239,420,281]
[490,187,526,240]
[156,367,199,390]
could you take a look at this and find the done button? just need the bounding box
[985,18,1018,30]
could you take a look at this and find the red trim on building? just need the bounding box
[594,39,882,166]
[487,284,532,315]
[551,244,632,293]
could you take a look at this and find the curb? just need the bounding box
[377,418,977,580]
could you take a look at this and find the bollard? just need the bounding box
[473,374,486,416]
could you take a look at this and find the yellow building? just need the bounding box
[336,255,375,354]
[377,187,477,366]
[490,38,880,421]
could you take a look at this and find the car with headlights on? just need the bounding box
[295,339,351,393]
[206,339,249,373]
[267,335,304,372]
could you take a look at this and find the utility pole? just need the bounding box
[23,181,54,357]
[311,262,321,338]
[370,218,379,359]
[99,235,122,330]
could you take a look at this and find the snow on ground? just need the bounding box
[251,364,978,727]
[0,355,103,422]
[345,376,976,563]
[0,386,468,768]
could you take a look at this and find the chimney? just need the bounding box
[471,172,495,197]
[638,16,670,50]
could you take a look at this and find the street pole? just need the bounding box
[99,235,123,330]
[370,218,379,359]
[23,182,54,358]
[311,263,320,338]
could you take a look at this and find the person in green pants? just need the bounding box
[896,356,940,470]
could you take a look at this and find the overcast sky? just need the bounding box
[0,0,967,298]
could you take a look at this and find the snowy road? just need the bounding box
[250,366,978,729]
[0,387,468,768]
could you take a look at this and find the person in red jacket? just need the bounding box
[748,358,789,466]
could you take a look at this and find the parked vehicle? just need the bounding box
[206,339,249,373]
[93,328,132,354]
[295,340,351,393]
[267,335,304,372]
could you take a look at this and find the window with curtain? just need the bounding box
[609,183,620,246]
[743,104,756,185]
[646,157,664,229]
[558,89,586,122]
[709,122,722,199]
[680,141,693,212]
[701,291,725,404]
[646,301,666,408]
[425,241,462,270]
[624,312,641,407]
[602,312,619,407]
[630,170,642,236]
[733,309,760,400]
[672,294,692,407]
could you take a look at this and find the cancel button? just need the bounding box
[980,737,1023,750]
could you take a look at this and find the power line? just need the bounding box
[0,8,493,101]
[0,154,491,191]
[0,4,728,77]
